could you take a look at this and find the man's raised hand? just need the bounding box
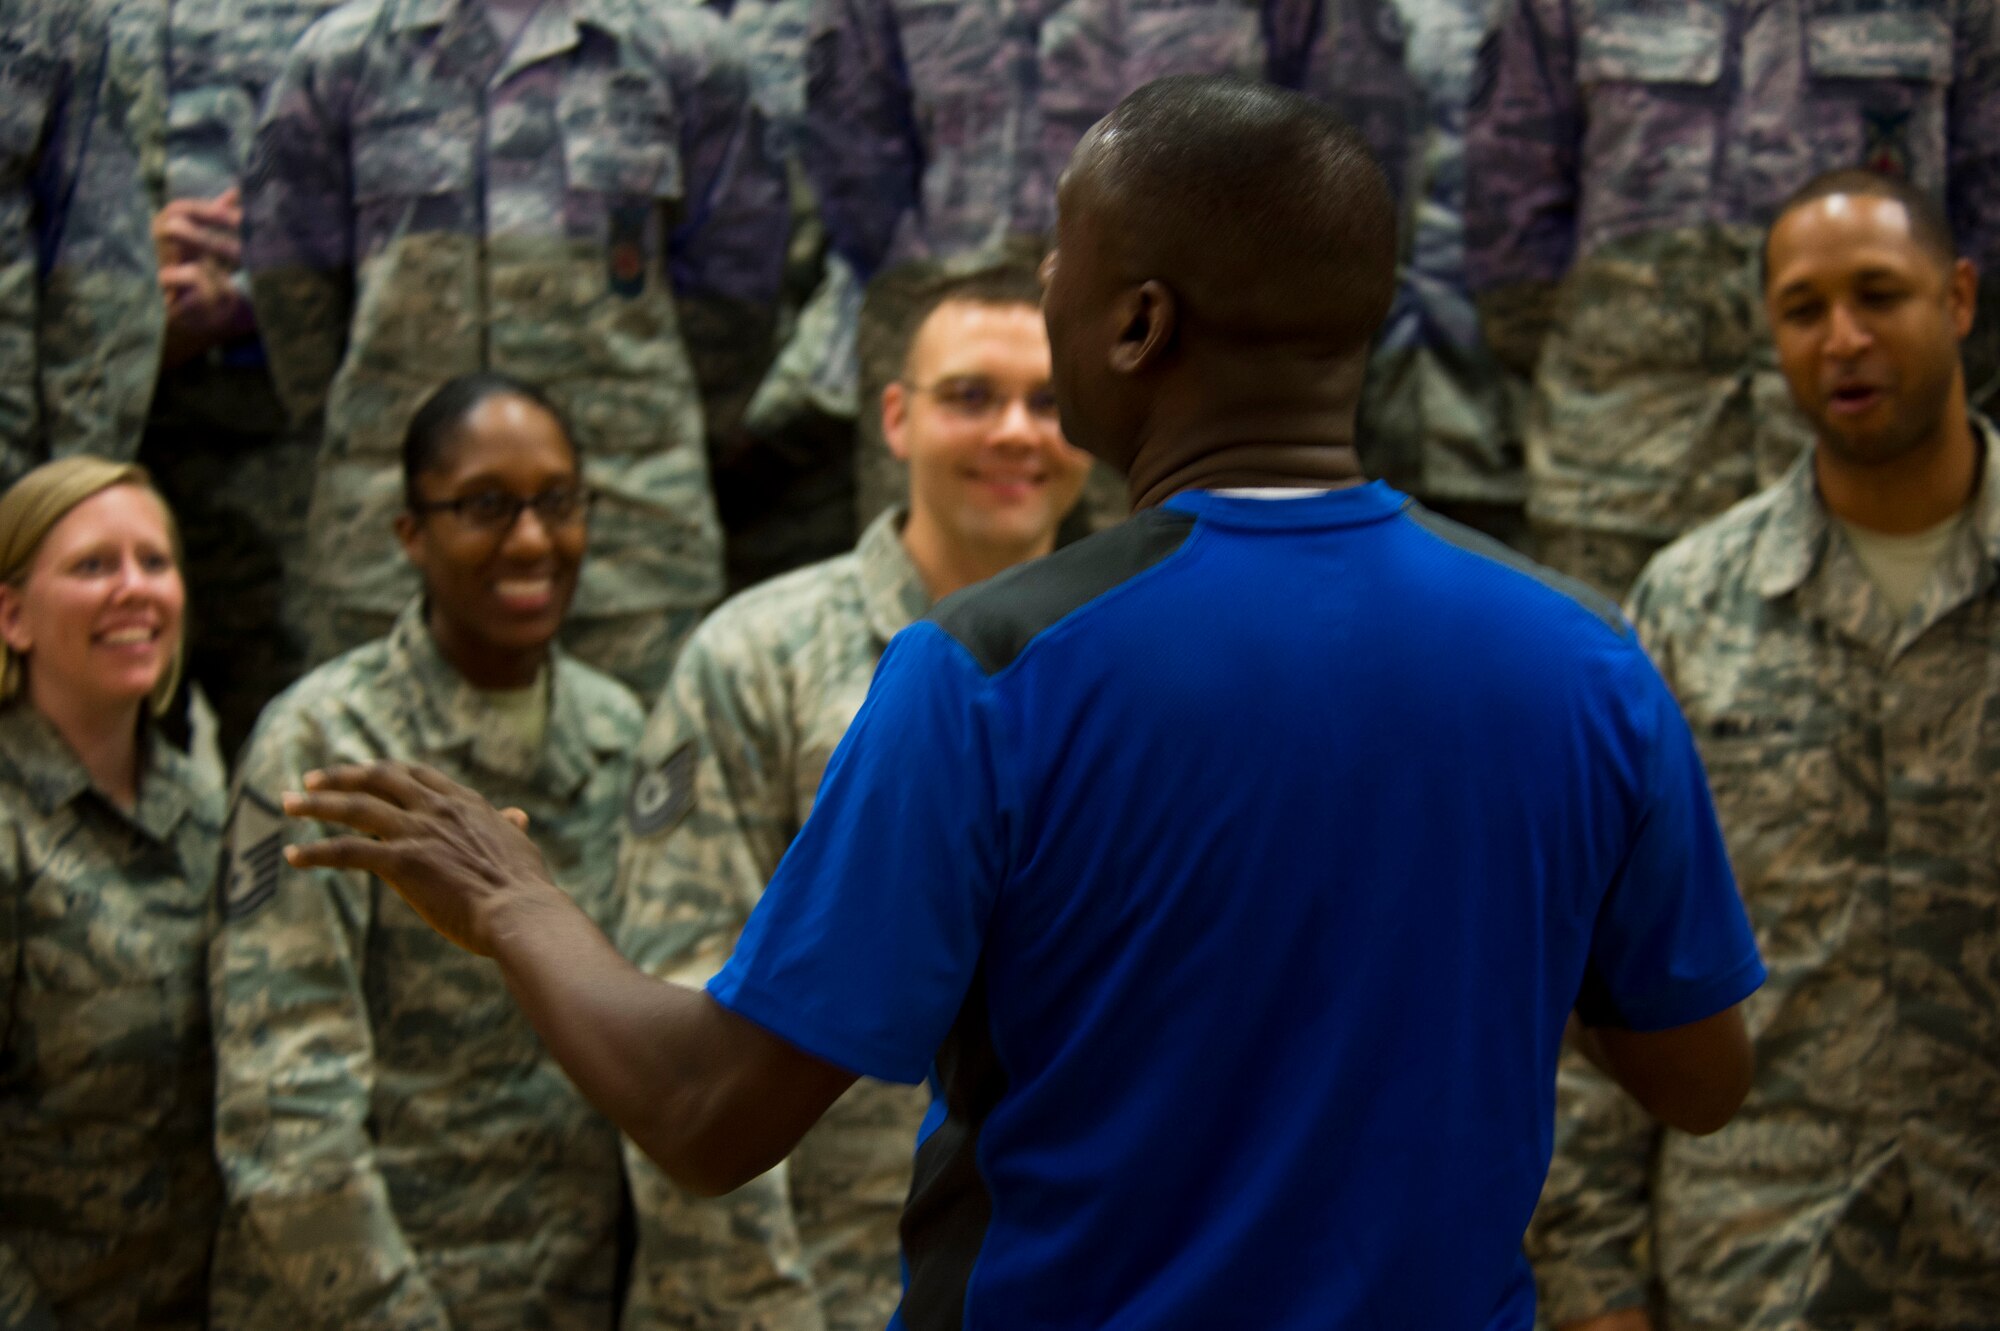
[283,761,558,957]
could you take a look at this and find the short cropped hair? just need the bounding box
[1088,75,1398,354]
[1765,168,1959,283]
[0,456,183,713]
[861,240,1049,391]
[402,373,577,509]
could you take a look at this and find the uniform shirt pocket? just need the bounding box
[1804,1,1952,82]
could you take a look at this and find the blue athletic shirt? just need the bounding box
[709,483,1765,1331]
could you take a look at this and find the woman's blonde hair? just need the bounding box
[0,456,185,715]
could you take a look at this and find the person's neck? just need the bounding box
[1119,363,1368,510]
[900,510,1055,602]
[28,677,144,811]
[428,607,546,691]
[1816,394,1981,536]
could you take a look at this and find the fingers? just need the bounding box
[282,787,417,841]
[283,834,399,876]
[501,808,531,831]
[302,759,439,809]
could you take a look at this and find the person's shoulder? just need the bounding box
[1400,503,1635,643]
[282,0,390,66]
[551,652,646,751]
[926,509,1200,677]
[1628,485,1782,628]
[686,548,868,674]
[235,638,395,792]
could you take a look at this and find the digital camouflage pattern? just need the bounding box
[135,0,345,760]
[0,0,163,489]
[618,509,932,1331]
[1465,0,2000,589]
[0,704,224,1331]
[208,601,642,1331]
[1528,420,2000,1329]
[1308,0,1522,507]
[244,0,788,697]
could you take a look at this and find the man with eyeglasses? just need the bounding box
[614,251,1090,1331]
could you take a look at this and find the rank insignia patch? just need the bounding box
[628,741,696,838]
[608,201,649,298]
[221,791,287,920]
[1862,106,1912,179]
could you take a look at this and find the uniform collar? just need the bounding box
[1749,413,2000,601]
[382,600,598,798]
[856,506,932,647]
[0,702,194,841]
[391,0,614,66]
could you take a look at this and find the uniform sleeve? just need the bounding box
[802,0,917,278]
[0,1,63,483]
[1464,0,1578,375]
[208,727,455,1331]
[1575,660,1765,1033]
[34,0,162,466]
[615,629,831,1329]
[1524,1053,1661,1326]
[241,25,353,434]
[708,624,1009,1084]
[663,10,786,460]
[0,812,58,1331]
[1947,0,2000,407]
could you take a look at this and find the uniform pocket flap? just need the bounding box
[1579,12,1726,84]
[1806,12,1952,82]
[352,112,475,200]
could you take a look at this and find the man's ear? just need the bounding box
[393,511,424,568]
[1109,280,1176,376]
[881,380,911,462]
[0,582,29,656]
[1950,256,1978,339]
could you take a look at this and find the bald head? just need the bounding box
[1069,75,1398,355]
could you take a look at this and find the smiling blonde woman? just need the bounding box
[0,456,223,1330]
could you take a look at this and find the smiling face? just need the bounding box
[395,392,586,684]
[1765,192,1975,468]
[0,484,185,713]
[883,298,1092,568]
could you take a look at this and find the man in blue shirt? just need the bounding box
[283,75,1763,1330]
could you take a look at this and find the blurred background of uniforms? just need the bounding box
[243,0,788,703]
[0,0,164,489]
[1467,0,2000,597]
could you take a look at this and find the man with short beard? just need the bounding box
[1529,168,2000,1330]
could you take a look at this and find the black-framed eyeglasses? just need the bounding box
[410,486,594,533]
[904,376,1061,423]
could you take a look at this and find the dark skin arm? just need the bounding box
[1569,1008,1753,1137]
[283,762,856,1196]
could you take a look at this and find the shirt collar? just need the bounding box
[383,600,598,797]
[391,0,606,54]
[856,506,932,646]
[0,703,194,840]
[1750,413,2000,601]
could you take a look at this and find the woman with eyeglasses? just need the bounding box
[0,458,221,1330]
[208,373,645,1328]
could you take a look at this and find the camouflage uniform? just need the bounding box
[134,0,345,762]
[1527,419,2000,1329]
[243,0,788,700]
[813,0,1415,535]
[0,0,163,488]
[1306,0,1525,541]
[0,703,224,1331]
[208,601,643,1330]
[1465,0,2000,598]
[618,508,932,1331]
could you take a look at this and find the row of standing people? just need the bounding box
[9,0,1995,761]
[0,247,1092,1330]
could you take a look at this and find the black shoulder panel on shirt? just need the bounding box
[925,507,1199,675]
[1403,503,1631,637]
